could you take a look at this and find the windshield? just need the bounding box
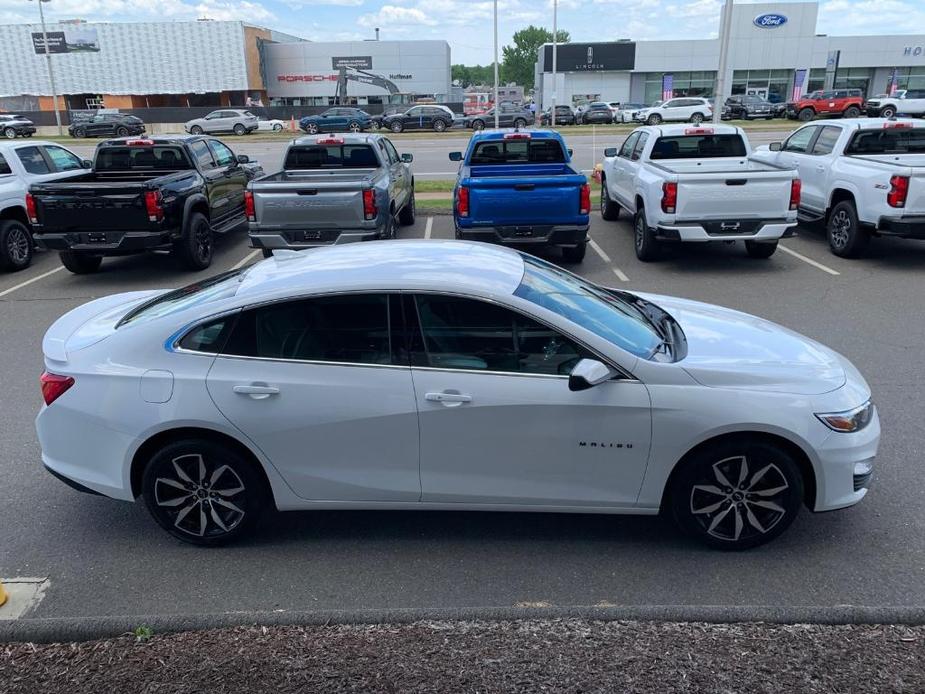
[846,128,925,155]
[650,134,747,159]
[470,138,566,164]
[117,269,245,328]
[513,255,664,359]
[95,145,192,171]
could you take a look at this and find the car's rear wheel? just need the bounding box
[398,192,416,226]
[72,127,87,138]
[880,106,896,119]
[633,205,661,261]
[668,440,804,550]
[689,112,704,124]
[433,119,447,132]
[175,211,213,270]
[843,106,861,119]
[189,125,203,135]
[348,121,361,132]
[0,219,32,271]
[116,126,129,137]
[471,120,485,131]
[827,200,869,258]
[141,439,268,546]
[600,179,620,221]
[745,240,778,258]
[647,113,663,125]
[305,122,319,135]
[798,108,815,122]
[562,243,586,263]
[513,118,526,129]
[3,127,16,139]
[233,123,246,136]
[59,251,102,274]
[390,121,403,133]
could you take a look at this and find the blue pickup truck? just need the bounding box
[449,130,591,262]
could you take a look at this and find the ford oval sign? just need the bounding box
[754,13,788,28]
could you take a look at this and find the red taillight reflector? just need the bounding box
[887,175,909,208]
[362,189,377,220]
[790,178,801,211]
[503,132,532,139]
[579,183,591,215]
[41,371,74,406]
[25,192,38,224]
[126,139,154,145]
[317,137,345,145]
[144,190,163,222]
[244,190,255,221]
[684,127,714,135]
[456,186,470,217]
[661,181,678,214]
[883,121,913,129]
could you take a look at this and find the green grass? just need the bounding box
[415,180,455,193]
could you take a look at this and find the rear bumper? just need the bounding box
[34,228,180,253]
[250,226,383,250]
[455,223,589,248]
[877,216,925,239]
[655,219,797,243]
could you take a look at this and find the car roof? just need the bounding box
[232,240,526,301]
[647,123,743,136]
[469,129,562,143]
[810,118,923,130]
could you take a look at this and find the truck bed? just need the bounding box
[649,158,789,175]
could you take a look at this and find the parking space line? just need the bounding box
[779,245,840,276]
[612,267,630,282]
[588,238,611,263]
[425,216,433,239]
[0,266,65,299]
[232,249,261,270]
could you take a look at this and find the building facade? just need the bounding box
[534,2,925,109]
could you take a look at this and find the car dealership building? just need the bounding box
[534,1,925,109]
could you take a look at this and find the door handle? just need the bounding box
[815,165,826,172]
[233,384,280,399]
[425,391,472,406]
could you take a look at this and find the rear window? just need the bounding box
[284,145,379,169]
[845,128,925,155]
[117,269,245,329]
[95,146,192,171]
[470,138,566,164]
[649,134,747,160]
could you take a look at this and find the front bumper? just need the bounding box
[250,226,383,250]
[455,223,589,248]
[812,407,880,512]
[655,219,797,243]
[877,216,925,239]
[34,228,179,253]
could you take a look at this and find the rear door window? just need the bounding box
[846,128,925,155]
[0,154,11,175]
[810,126,842,155]
[16,146,50,174]
[207,140,236,167]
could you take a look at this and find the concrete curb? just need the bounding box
[3,604,925,644]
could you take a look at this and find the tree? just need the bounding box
[452,64,497,88]
[501,26,570,91]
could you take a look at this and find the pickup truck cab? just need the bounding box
[450,130,590,262]
[600,124,800,261]
[247,133,415,255]
[753,118,925,257]
[28,135,261,273]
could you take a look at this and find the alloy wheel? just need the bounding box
[193,218,213,264]
[348,121,361,132]
[829,209,851,250]
[4,128,15,139]
[307,123,318,134]
[6,226,29,265]
[634,213,645,250]
[689,455,789,543]
[154,453,247,538]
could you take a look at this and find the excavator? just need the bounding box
[334,66,410,106]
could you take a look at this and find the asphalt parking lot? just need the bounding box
[2,208,924,624]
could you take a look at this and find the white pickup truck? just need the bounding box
[600,124,800,261]
[752,118,925,257]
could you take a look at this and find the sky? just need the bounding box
[0,0,923,65]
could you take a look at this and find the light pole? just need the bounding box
[493,0,499,129]
[31,0,63,136]
[550,0,557,127]
[712,0,734,124]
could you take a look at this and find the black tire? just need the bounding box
[390,121,403,133]
[600,179,620,221]
[233,123,246,136]
[798,108,815,122]
[23,132,32,137]
[471,120,485,131]
[72,127,86,138]
[141,438,268,546]
[261,248,273,258]
[826,200,869,258]
[175,211,213,270]
[689,112,704,124]
[190,125,203,135]
[843,106,861,119]
[562,243,587,263]
[0,219,33,271]
[765,116,773,120]
[273,123,283,132]
[668,439,804,550]
[115,126,129,137]
[3,127,16,139]
[433,119,447,132]
[398,192,416,226]
[380,211,396,240]
[513,118,526,129]
[647,113,663,125]
[745,240,778,258]
[305,122,319,135]
[633,205,660,261]
[59,250,102,274]
[880,106,896,119]
[348,120,361,132]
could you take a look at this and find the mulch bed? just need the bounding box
[2,619,923,693]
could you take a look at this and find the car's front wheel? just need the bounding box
[668,439,804,550]
[513,118,526,129]
[843,106,861,119]
[798,108,815,122]
[305,122,319,135]
[273,123,283,132]
[647,113,663,125]
[390,121,404,133]
[433,119,447,132]
[348,121,361,133]
[880,106,896,119]
[189,125,203,135]
[72,127,87,138]
[141,439,268,546]
[689,112,704,124]
[471,120,485,131]
[116,126,129,137]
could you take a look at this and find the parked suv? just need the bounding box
[579,102,615,125]
[381,105,456,133]
[0,115,36,139]
[299,108,374,134]
[540,105,576,126]
[68,113,145,139]
[185,109,259,136]
[634,98,713,125]
[722,95,773,120]
[865,89,925,119]
[787,89,864,122]
[463,103,533,130]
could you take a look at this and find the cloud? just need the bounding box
[357,4,436,27]
[0,0,275,23]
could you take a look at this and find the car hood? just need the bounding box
[637,293,847,395]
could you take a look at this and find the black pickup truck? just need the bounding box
[28,135,261,273]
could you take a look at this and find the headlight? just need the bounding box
[815,400,875,433]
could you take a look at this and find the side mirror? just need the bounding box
[81,159,92,168]
[769,142,782,152]
[449,151,462,162]
[567,148,573,157]
[604,147,618,157]
[401,153,413,163]
[568,358,615,392]
[237,154,250,164]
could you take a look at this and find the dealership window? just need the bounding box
[643,72,715,104]
[732,69,791,103]
[834,68,872,96]
[806,68,827,94]
[893,67,925,91]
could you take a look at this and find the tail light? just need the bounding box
[362,189,377,220]
[40,371,74,406]
[456,186,470,218]
[244,190,255,221]
[144,190,163,222]
[790,179,802,211]
[25,192,38,224]
[887,175,909,208]
[661,182,678,214]
[579,183,591,215]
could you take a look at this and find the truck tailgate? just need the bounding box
[33,182,151,232]
[252,173,372,229]
[465,165,585,225]
[671,170,795,220]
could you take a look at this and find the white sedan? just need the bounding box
[36,242,878,549]
[256,118,286,132]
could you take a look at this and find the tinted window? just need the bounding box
[224,295,391,365]
[383,139,400,164]
[845,127,925,155]
[811,126,841,155]
[470,138,565,164]
[631,132,649,160]
[96,145,193,171]
[284,144,379,169]
[0,154,10,175]
[44,145,83,172]
[208,140,235,167]
[619,132,640,158]
[413,294,591,375]
[783,126,817,153]
[189,141,215,169]
[16,147,49,174]
[650,134,747,159]
[406,107,424,117]
[179,316,235,353]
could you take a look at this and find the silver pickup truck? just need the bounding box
[247,133,415,256]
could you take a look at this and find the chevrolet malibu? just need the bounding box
[36,242,879,549]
